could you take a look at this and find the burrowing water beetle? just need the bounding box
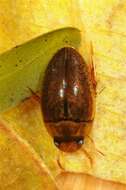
[41,47,96,152]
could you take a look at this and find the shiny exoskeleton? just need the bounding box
[41,47,95,152]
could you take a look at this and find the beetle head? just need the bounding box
[54,136,84,152]
[45,120,91,152]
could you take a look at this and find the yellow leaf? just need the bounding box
[0,119,58,189]
[0,0,126,186]
[0,0,82,53]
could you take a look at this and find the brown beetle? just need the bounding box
[41,47,96,152]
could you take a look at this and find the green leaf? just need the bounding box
[0,27,81,112]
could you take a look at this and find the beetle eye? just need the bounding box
[54,139,60,147]
[76,139,84,145]
[54,137,84,147]
[54,136,84,152]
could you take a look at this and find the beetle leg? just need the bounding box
[98,86,106,95]
[89,42,97,93]
[82,148,93,167]
[86,135,105,157]
[86,135,94,143]
[89,43,106,95]
[57,156,64,171]
[27,87,41,103]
